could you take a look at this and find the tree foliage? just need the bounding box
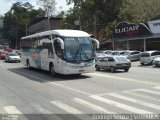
[37,0,57,17]
[3,2,45,49]
[64,0,160,42]
[119,0,160,23]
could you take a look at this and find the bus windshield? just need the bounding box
[64,37,94,62]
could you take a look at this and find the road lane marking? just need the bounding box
[3,106,22,114]
[11,69,160,97]
[30,103,63,120]
[50,100,89,120]
[108,93,160,110]
[49,82,91,96]
[90,95,153,114]
[123,91,160,102]
[3,106,28,120]
[11,69,91,96]
[87,73,160,86]
[73,98,115,114]
[51,100,83,114]
[153,86,160,90]
[132,89,160,95]
[30,103,52,114]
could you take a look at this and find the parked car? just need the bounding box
[111,51,120,56]
[152,57,160,67]
[111,50,129,56]
[0,50,7,59]
[95,56,131,72]
[120,51,141,61]
[94,52,108,61]
[140,51,160,65]
[5,52,21,63]
[102,50,112,55]
[14,50,21,56]
[4,48,13,52]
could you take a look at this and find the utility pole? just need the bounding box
[47,8,51,30]
[78,7,81,30]
[93,0,97,36]
[26,24,28,36]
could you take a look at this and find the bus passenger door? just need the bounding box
[41,49,48,70]
[41,43,54,70]
[54,40,63,73]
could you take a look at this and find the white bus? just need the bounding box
[21,29,99,75]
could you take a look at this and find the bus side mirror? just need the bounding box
[91,38,99,49]
[54,38,64,49]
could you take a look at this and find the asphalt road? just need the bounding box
[0,60,160,120]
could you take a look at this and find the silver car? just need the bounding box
[94,52,108,61]
[121,51,141,61]
[95,56,131,72]
[140,51,160,65]
[5,52,21,63]
[152,57,160,67]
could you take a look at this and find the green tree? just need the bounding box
[37,0,57,17]
[3,2,45,49]
[119,0,160,23]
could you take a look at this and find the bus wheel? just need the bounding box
[50,64,56,76]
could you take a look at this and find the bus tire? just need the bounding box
[50,64,56,76]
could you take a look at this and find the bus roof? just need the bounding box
[21,29,90,40]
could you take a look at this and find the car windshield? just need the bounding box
[64,37,93,62]
[141,53,150,57]
[9,53,18,56]
[115,57,128,62]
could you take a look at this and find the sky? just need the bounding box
[0,0,72,16]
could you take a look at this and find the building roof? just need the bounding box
[107,33,160,42]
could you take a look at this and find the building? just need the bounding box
[107,20,160,51]
[27,17,63,35]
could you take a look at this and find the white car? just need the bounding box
[120,51,141,61]
[95,56,131,72]
[94,52,108,61]
[5,52,21,63]
[140,51,160,65]
[152,57,160,67]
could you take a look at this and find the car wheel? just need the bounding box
[50,64,56,76]
[140,63,144,65]
[124,68,129,72]
[110,66,115,72]
[95,65,100,71]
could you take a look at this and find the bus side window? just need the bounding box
[54,40,63,59]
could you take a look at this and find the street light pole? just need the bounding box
[47,8,51,30]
